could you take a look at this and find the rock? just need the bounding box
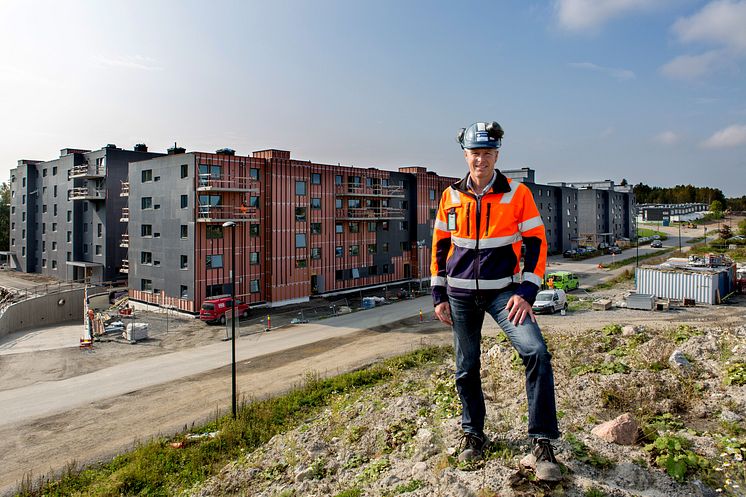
[411,461,428,477]
[382,475,400,486]
[591,413,639,445]
[306,440,327,458]
[720,409,743,423]
[669,350,693,372]
[621,325,638,336]
[295,466,315,482]
[612,462,651,490]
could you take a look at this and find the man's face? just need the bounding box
[464,148,498,184]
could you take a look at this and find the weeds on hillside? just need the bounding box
[15,346,451,497]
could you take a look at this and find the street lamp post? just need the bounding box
[678,221,682,253]
[222,221,237,418]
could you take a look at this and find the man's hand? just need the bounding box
[434,302,452,326]
[505,295,536,326]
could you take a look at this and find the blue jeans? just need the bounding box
[449,289,560,439]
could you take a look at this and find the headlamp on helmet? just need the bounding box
[457,121,504,150]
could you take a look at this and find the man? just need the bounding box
[431,121,561,481]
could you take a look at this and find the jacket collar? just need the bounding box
[453,169,511,195]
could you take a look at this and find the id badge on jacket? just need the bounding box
[447,209,457,231]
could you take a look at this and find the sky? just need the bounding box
[1,0,745,196]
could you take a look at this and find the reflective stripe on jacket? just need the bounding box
[430,171,547,306]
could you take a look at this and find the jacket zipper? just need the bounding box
[466,204,471,236]
[485,203,491,237]
[475,196,481,291]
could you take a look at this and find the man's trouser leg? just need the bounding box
[449,295,486,436]
[485,289,560,440]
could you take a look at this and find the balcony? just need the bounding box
[69,163,106,179]
[336,207,406,220]
[196,205,259,223]
[335,184,405,198]
[120,207,129,223]
[196,175,260,193]
[120,180,129,197]
[69,187,106,201]
[120,233,129,248]
[120,259,129,274]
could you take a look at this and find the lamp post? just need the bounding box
[222,220,237,418]
[636,233,639,268]
[678,221,682,253]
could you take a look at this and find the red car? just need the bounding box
[199,297,250,324]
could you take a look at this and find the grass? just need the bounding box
[637,228,668,240]
[588,269,634,292]
[16,346,451,497]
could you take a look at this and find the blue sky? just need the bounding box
[1,0,745,195]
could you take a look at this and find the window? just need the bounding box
[52,166,57,176]
[311,247,321,259]
[141,197,152,209]
[295,233,307,248]
[311,173,321,184]
[311,223,322,234]
[42,241,46,251]
[335,223,343,234]
[205,284,224,298]
[310,197,321,209]
[335,198,342,209]
[180,225,188,238]
[383,242,389,253]
[141,252,153,265]
[206,254,223,269]
[42,223,46,234]
[250,279,260,293]
[250,252,259,265]
[249,168,259,180]
[349,244,359,256]
[43,204,47,213]
[400,241,410,251]
[67,231,71,242]
[52,222,57,232]
[142,169,153,182]
[142,224,152,237]
[181,195,188,208]
[335,246,343,257]
[53,185,57,198]
[95,245,102,255]
[180,285,188,298]
[10,238,13,246]
[180,255,188,269]
[383,263,389,273]
[206,225,222,239]
[349,222,359,233]
[42,258,47,267]
[52,260,57,269]
[367,222,375,232]
[348,198,361,209]
[141,279,153,292]
[248,196,259,207]
[382,221,389,231]
[368,244,377,254]
[429,189,436,201]
[97,223,102,237]
[83,244,88,254]
[42,168,47,177]
[22,229,26,239]
[53,204,57,216]
[295,181,306,195]
[180,164,188,178]
[295,207,307,222]
[67,210,72,222]
[336,269,344,281]
[400,221,408,230]
[369,265,378,275]
[249,224,260,236]
[296,259,307,268]
[335,175,342,185]
[52,241,57,251]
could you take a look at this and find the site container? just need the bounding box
[635,264,735,305]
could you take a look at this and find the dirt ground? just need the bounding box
[1,287,745,495]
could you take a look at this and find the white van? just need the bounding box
[532,289,568,314]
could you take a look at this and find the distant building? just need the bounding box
[637,203,708,223]
[8,145,163,282]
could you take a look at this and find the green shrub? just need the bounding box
[644,434,710,482]
[724,363,746,386]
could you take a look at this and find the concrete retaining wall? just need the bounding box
[0,289,86,337]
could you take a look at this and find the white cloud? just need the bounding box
[659,49,726,79]
[654,131,680,145]
[568,61,635,80]
[555,0,652,31]
[93,55,163,71]
[672,0,746,52]
[662,1,746,80]
[702,124,746,147]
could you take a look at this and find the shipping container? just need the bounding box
[635,264,735,305]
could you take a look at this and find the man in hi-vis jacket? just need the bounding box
[431,121,561,481]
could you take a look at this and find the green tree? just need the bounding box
[710,200,723,213]
[0,182,9,251]
[720,224,732,240]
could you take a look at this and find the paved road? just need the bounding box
[0,296,434,428]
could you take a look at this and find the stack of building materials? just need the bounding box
[592,299,612,310]
[124,322,149,341]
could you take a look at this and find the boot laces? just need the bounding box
[534,438,557,463]
[459,433,484,452]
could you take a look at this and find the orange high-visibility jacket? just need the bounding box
[430,172,547,306]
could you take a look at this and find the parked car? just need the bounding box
[563,249,578,258]
[650,240,663,248]
[652,234,661,240]
[532,289,568,314]
[199,296,250,324]
[598,242,609,250]
[608,246,622,255]
[545,271,580,291]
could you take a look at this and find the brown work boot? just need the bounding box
[520,438,562,481]
[457,432,489,462]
